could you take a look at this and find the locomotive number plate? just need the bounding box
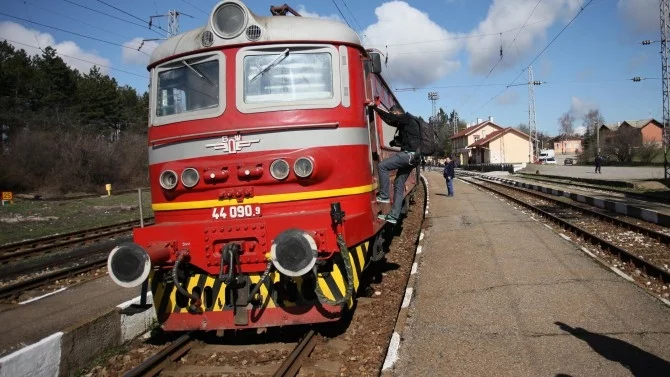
[211,205,261,220]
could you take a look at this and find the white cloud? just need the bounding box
[122,37,159,65]
[574,125,587,135]
[466,0,583,75]
[617,0,658,34]
[496,90,519,105]
[362,1,461,87]
[568,96,598,118]
[296,5,341,21]
[0,21,111,74]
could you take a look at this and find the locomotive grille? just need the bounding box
[201,30,214,47]
[246,25,261,41]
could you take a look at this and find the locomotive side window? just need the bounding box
[235,45,341,113]
[151,51,226,126]
[243,52,333,103]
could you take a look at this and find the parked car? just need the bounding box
[564,158,574,165]
[539,157,557,165]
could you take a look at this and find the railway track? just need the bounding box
[0,218,153,265]
[513,173,670,205]
[123,330,318,377]
[464,177,670,284]
[0,255,108,300]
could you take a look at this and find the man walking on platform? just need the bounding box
[444,156,455,196]
[595,154,603,174]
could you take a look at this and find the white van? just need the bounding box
[539,149,555,159]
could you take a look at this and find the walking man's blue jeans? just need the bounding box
[446,177,454,196]
[378,151,415,218]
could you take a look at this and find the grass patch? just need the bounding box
[0,191,154,245]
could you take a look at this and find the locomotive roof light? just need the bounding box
[293,157,314,178]
[181,168,200,188]
[211,1,248,39]
[159,170,179,190]
[270,229,318,277]
[270,159,290,180]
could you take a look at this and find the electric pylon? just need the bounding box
[528,66,537,163]
[661,0,670,180]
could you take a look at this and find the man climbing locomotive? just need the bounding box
[371,103,430,224]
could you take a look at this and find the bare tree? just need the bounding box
[636,141,662,164]
[515,123,530,134]
[558,113,574,135]
[605,126,637,163]
[579,109,606,162]
[582,109,605,131]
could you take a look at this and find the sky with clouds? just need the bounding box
[0,0,661,135]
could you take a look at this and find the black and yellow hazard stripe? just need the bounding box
[150,241,370,317]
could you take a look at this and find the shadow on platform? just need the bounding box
[555,321,670,377]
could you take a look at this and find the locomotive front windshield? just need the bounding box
[156,58,219,116]
[243,51,333,103]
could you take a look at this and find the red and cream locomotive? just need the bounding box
[107,0,420,331]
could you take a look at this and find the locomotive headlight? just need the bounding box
[271,229,318,277]
[270,159,290,180]
[159,170,178,190]
[211,2,247,39]
[293,157,314,178]
[181,168,200,188]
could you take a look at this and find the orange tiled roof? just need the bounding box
[450,121,502,139]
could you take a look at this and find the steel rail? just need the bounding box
[513,173,670,205]
[466,178,670,283]
[273,330,317,377]
[122,333,194,377]
[0,256,108,300]
[0,218,154,264]
[475,177,670,244]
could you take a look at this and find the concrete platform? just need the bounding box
[0,277,155,377]
[390,172,670,377]
[518,165,665,181]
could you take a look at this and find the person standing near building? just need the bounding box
[595,154,603,174]
[444,156,455,196]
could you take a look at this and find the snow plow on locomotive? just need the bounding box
[107,0,420,332]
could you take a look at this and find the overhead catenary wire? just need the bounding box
[61,0,165,38]
[471,0,596,115]
[330,0,351,28]
[1,37,148,78]
[0,11,150,56]
[181,0,209,16]
[21,0,43,51]
[366,18,549,48]
[23,0,131,41]
[458,0,544,112]
[340,0,367,41]
[394,77,658,92]
[95,0,170,35]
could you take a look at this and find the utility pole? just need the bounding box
[526,66,545,163]
[150,10,193,38]
[661,0,670,180]
[428,92,439,122]
[595,120,600,155]
[528,66,537,163]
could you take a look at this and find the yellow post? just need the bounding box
[105,184,112,196]
[1,191,12,206]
